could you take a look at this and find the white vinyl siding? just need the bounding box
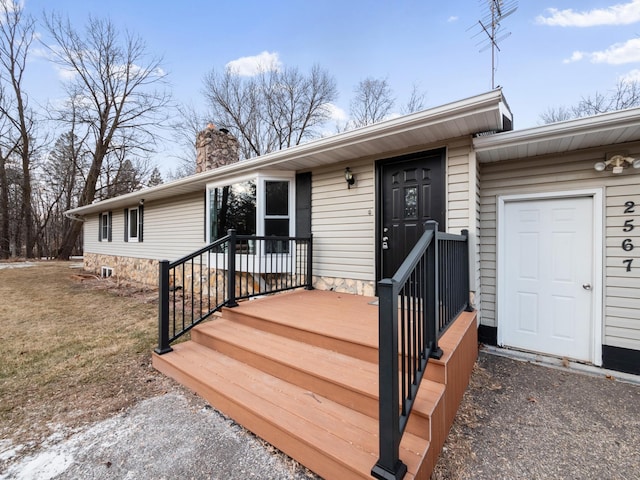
[605,183,640,350]
[446,139,479,303]
[446,140,472,230]
[311,160,375,281]
[310,138,477,284]
[478,142,640,351]
[84,192,206,261]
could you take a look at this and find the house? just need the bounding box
[66,88,640,478]
[66,88,640,377]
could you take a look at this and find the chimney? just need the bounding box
[195,123,240,173]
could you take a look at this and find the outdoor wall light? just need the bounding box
[594,154,640,174]
[345,167,355,188]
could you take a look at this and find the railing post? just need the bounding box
[461,229,473,312]
[305,234,314,290]
[425,221,443,359]
[155,260,173,354]
[372,279,407,480]
[227,229,238,307]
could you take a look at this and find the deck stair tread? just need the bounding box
[156,341,428,480]
[191,318,445,426]
[221,289,379,360]
[152,290,479,480]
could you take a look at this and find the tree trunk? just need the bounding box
[56,144,105,260]
[21,156,34,257]
[0,153,10,259]
[56,218,82,260]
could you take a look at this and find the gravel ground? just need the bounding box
[1,351,638,480]
[439,352,640,480]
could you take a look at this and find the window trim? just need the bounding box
[99,211,112,242]
[124,205,144,243]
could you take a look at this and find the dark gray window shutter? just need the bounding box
[138,205,144,242]
[204,190,207,242]
[295,172,312,237]
[107,211,113,242]
[124,208,129,242]
[98,213,102,241]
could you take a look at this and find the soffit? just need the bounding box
[474,107,640,163]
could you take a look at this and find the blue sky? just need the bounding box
[20,0,640,171]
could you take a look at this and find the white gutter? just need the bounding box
[63,212,85,222]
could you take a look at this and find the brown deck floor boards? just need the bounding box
[226,289,380,347]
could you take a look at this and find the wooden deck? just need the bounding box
[152,289,477,480]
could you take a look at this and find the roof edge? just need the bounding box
[67,89,507,217]
[473,106,640,154]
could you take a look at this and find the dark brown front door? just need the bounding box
[379,149,445,279]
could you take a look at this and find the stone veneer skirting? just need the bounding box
[85,253,377,297]
[84,253,159,286]
[312,276,375,297]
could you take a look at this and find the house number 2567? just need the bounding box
[622,201,636,272]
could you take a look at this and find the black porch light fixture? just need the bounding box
[345,167,355,188]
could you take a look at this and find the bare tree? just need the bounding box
[202,63,337,159]
[0,0,37,257]
[350,77,395,128]
[43,13,171,259]
[539,105,575,124]
[540,79,640,124]
[401,83,427,115]
[35,130,88,257]
[0,84,16,259]
[168,102,206,178]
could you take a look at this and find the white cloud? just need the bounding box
[590,38,640,63]
[563,51,585,64]
[536,0,640,27]
[567,38,640,64]
[325,102,348,122]
[55,65,77,80]
[447,16,459,23]
[225,51,282,76]
[619,68,640,82]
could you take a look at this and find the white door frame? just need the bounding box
[497,188,603,366]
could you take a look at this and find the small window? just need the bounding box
[99,212,112,242]
[124,206,144,243]
[101,266,113,278]
[265,181,290,253]
[129,208,138,240]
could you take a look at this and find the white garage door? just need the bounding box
[501,196,594,362]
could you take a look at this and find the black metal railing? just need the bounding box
[155,229,313,354]
[372,221,470,480]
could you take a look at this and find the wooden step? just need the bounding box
[153,342,431,480]
[221,289,380,363]
[191,318,445,440]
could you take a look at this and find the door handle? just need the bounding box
[582,283,592,290]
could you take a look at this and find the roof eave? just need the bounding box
[474,107,640,163]
[67,89,509,216]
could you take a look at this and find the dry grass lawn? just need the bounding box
[0,260,480,479]
[0,261,177,461]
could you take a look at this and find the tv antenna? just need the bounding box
[470,0,518,89]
